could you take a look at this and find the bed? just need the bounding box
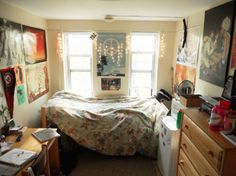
[41,91,168,158]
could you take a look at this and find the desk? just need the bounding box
[5,128,60,176]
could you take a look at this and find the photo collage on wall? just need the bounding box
[199,1,235,87]
[174,26,200,93]
[0,17,48,114]
[96,33,126,91]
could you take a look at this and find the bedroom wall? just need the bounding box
[173,0,232,97]
[0,1,49,127]
[46,20,177,97]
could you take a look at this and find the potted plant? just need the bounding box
[0,104,10,136]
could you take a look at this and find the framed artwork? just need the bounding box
[0,18,24,69]
[96,33,126,76]
[199,1,234,87]
[23,26,47,64]
[174,64,196,91]
[26,62,49,103]
[176,27,200,67]
[101,78,121,91]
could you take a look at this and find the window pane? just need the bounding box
[130,88,151,97]
[69,56,91,70]
[132,54,153,71]
[70,72,91,90]
[68,34,92,55]
[131,72,152,88]
[131,35,155,52]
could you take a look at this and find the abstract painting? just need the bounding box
[96,33,126,76]
[199,1,234,87]
[0,18,24,69]
[26,62,49,103]
[23,26,47,64]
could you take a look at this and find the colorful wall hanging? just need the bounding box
[199,1,234,87]
[26,62,49,103]
[23,25,47,64]
[16,85,25,105]
[96,33,126,76]
[174,64,196,91]
[0,67,16,118]
[0,18,24,69]
[101,78,121,91]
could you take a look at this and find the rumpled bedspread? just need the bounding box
[44,91,168,158]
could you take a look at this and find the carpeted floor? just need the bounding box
[65,148,161,176]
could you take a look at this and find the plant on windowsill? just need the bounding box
[0,104,10,136]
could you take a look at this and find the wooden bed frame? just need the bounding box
[41,107,47,128]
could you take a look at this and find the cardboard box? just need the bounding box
[180,94,202,107]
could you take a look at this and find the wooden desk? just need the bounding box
[5,128,60,176]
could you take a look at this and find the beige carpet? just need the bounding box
[68,148,161,176]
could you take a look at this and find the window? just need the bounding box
[130,33,159,97]
[64,33,93,96]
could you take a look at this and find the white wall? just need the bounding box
[0,1,49,127]
[47,20,177,97]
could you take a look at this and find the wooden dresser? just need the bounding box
[177,109,236,176]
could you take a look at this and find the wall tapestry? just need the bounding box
[96,33,126,76]
[0,18,24,69]
[174,64,196,91]
[23,25,47,64]
[101,78,121,91]
[0,67,16,118]
[199,1,234,87]
[26,62,49,103]
[176,27,200,67]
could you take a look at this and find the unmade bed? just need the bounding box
[41,91,168,158]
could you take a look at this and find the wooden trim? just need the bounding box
[41,107,46,128]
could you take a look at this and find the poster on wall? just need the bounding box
[174,64,196,91]
[96,33,126,76]
[26,62,49,103]
[14,65,25,105]
[199,1,234,87]
[0,67,16,118]
[0,18,24,69]
[23,25,47,64]
[176,27,200,67]
[101,78,121,91]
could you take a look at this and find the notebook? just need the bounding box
[32,128,60,143]
[0,148,37,167]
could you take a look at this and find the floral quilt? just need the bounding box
[44,91,168,158]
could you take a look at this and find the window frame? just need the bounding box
[63,32,93,95]
[129,33,159,97]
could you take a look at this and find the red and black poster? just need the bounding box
[0,67,16,118]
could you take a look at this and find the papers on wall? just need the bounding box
[0,148,37,167]
[32,128,60,143]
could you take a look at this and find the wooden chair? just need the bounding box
[22,145,50,176]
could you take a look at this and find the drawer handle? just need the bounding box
[182,143,187,149]
[184,125,189,129]
[208,151,214,157]
[179,160,184,166]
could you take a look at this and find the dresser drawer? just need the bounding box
[178,166,186,176]
[182,114,223,171]
[181,132,218,176]
[178,149,199,176]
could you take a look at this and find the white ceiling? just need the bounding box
[1,0,224,21]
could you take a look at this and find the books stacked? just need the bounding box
[32,128,60,143]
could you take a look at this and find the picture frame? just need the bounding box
[23,25,47,64]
